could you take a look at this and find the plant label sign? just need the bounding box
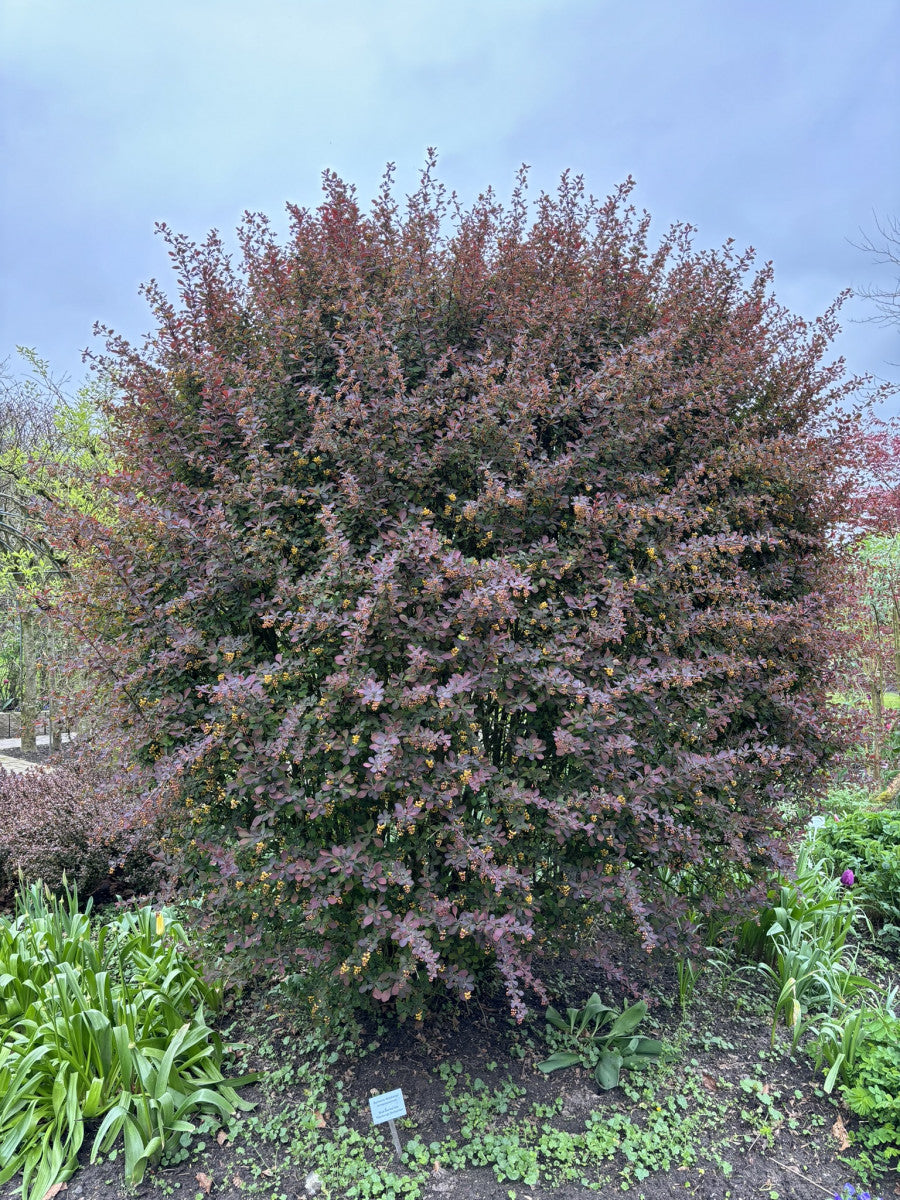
[369,1088,406,1157]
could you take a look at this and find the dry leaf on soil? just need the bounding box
[196,1172,213,1194]
[831,1114,851,1151]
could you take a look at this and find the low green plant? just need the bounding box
[758,931,874,1044]
[813,1004,877,1093]
[728,840,876,1052]
[735,842,856,964]
[675,956,700,1015]
[837,1007,900,1175]
[811,809,900,923]
[536,994,664,1090]
[0,881,255,1200]
[821,783,876,818]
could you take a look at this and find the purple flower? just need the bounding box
[834,1184,880,1200]
[840,869,855,888]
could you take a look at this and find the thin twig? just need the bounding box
[767,1156,837,1196]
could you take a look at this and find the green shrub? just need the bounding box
[811,809,900,923]
[840,1009,900,1175]
[821,782,875,817]
[0,882,254,1200]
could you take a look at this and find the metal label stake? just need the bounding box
[368,1088,407,1160]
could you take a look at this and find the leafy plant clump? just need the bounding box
[836,1007,900,1176]
[50,157,857,1019]
[810,808,900,923]
[0,882,254,1200]
[537,994,664,1089]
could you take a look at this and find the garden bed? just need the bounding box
[6,931,894,1200]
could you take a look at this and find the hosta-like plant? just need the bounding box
[0,882,254,1200]
[45,156,857,1018]
[537,994,663,1090]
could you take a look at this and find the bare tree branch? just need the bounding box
[854,214,900,327]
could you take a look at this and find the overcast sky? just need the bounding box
[2,0,898,410]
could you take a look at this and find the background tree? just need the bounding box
[0,352,107,752]
[841,219,900,786]
[51,163,859,1019]
[856,214,900,334]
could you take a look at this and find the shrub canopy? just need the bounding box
[58,163,855,1017]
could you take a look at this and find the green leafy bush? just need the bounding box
[51,160,855,1019]
[839,1009,900,1175]
[0,882,253,1200]
[811,809,900,922]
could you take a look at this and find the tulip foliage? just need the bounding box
[58,161,855,1018]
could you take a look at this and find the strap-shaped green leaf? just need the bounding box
[535,1051,583,1073]
[607,1000,648,1039]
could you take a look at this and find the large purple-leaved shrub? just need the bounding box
[48,163,856,1017]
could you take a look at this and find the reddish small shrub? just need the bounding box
[0,764,156,904]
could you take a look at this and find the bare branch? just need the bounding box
[854,214,900,327]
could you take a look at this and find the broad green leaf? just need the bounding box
[607,1001,648,1039]
[535,1051,583,1074]
[594,1051,624,1091]
[544,1006,569,1032]
[823,1054,845,1093]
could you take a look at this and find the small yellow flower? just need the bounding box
[155,912,165,937]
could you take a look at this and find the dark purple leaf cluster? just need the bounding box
[0,762,156,904]
[53,162,855,1018]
